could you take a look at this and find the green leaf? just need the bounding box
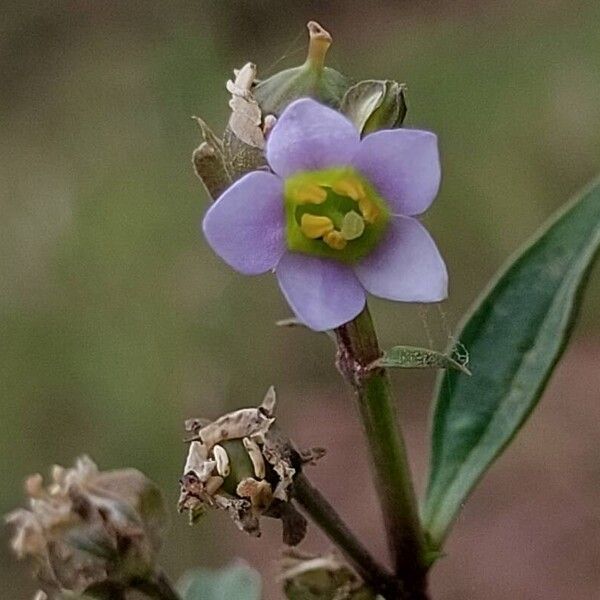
[423,179,600,548]
[178,565,261,600]
[371,345,471,375]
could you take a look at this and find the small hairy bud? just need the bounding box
[5,456,166,598]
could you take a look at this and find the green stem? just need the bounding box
[294,473,407,599]
[335,306,428,597]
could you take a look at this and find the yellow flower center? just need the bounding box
[284,168,389,262]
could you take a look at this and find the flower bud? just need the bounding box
[281,550,376,600]
[5,456,166,597]
[340,80,407,135]
[253,21,351,116]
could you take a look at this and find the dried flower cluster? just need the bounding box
[5,456,166,598]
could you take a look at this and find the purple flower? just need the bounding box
[203,98,447,331]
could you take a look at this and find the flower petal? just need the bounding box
[354,216,447,302]
[352,129,441,216]
[276,252,366,331]
[202,171,285,275]
[266,98,360,178]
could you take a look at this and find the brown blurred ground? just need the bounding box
[228,338,600,599]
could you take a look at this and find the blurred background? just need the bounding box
[1,2,599,598]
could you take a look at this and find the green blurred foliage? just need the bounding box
[1,2,599,597]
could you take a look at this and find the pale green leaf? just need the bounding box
[178,565,261,600]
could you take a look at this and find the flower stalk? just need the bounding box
[335,306,429,598]
[293,473,407,599]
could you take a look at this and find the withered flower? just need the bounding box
[5,456,166,598]
[179,387,323,546]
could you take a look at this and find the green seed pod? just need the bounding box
[253,21,351,116]
[340,79,407,135]
[219,438,259,495]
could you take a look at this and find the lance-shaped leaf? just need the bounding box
[371,345,470,374]
[423,178,600,548]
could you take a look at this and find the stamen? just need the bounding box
[358,197,380,224]
[323,230,347,250]
[294,183,327,204]
[331,177,365,201]
[300,214,334,238]
[341,211,365,240]
[284,167,389,259]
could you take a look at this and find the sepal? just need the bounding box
[341,80,407,135]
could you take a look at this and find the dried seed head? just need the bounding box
[179,387,305,545]
[5,456,166,597]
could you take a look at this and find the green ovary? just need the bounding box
[283,167,390,262]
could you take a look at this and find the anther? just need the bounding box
[331,177,365,201]
[358,197,380,224]
[300,214,334,239]
[323,230,347,250]
[295,183,327,204]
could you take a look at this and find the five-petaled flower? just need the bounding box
[203,98,447,331]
